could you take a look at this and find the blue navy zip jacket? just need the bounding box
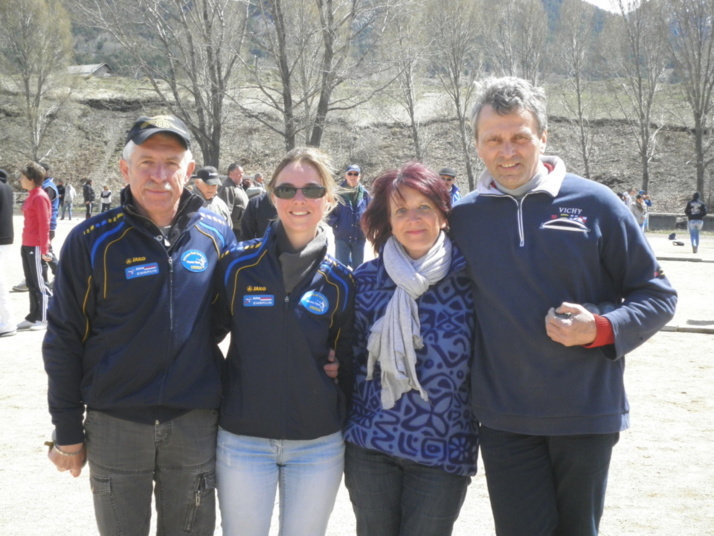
[326,182,371,243]
[344,244,479,476]
[43,187,236,445]
[214,222,355,440]
[450,156,677,436]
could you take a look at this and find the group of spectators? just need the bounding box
[6,78,682,536]
[619,186,709,253]
[0,162,119,337]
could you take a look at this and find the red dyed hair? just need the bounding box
[362,162,451,254]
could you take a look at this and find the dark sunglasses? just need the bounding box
[441,176,454,182]
[273,184,327,199]
[346,172,360,176]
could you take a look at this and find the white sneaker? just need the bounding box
[0,325,17,337]
[29,321,47,331]
[13,280,29,292]
[17,319,34,330]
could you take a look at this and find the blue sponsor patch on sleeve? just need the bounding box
[299,291,329,315]
[126,263,160,280]
[243,295,275,307]
[181,249,209,272]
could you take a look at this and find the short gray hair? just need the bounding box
[470,77,548,140]
[121,139,193,166]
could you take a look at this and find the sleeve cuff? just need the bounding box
[583,314,615,348]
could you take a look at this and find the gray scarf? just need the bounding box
[366,231,452,409]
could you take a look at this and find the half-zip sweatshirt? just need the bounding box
[450,156,677,436]
[43,187,236,445]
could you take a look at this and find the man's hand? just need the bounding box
[323,349,339,382]
[47,442,86,478]
[545,302,597,347]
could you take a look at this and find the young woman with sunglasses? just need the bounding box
[214,147,355,536]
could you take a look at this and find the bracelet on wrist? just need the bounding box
[44,440,84,456]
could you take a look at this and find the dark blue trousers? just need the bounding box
[344,443,472,536]
[479,425,619,536]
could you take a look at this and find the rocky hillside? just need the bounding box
[0,76,706,214]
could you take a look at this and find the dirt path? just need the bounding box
[1,217,712,535]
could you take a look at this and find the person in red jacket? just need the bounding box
[17,162,52,331]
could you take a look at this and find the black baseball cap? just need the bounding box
[195,166,221,185]
[126,115,191,149]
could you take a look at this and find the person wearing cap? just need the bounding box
[193,165,232,224]
[219,162,250,241]
[43,114,236,535]
[326,164,371,269]
[439,167,462,205]
[0,168,16,337]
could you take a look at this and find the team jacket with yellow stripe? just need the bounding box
[43,188,236,445]
[215,223,355,440]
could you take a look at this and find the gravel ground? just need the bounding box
[1,216,712,535]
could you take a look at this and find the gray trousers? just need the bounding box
[84,408,218,535]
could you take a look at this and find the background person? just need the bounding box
[344,162,478,536]
[631,193,648,231]
[62,181,76,220]
[40,163,60,280]
[240,189,277,240]
[214,147,354,536]
[641,190,653,231]
[0,169,16,337]
[193,165,232,224]
[82,179,95,219]
[219,162,250,241]
[327,164,370,269]
[684,192,707,253]
[439,167,462,205]
[17,162,52,332]
[43,115,235,535]
[450,76,677,536]
[99,185,112,212]
[57,180,66,219]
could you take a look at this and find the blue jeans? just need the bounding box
[216,429,344,536]
[84,409,218,536]
[479,426,619,536]
[689,219,703,248]
[334,238,365,269]
[61,201,72,219]
[344,443,471,536]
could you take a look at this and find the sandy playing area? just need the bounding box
[1,215,712,535]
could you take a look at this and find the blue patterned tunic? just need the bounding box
[343,245,479,476]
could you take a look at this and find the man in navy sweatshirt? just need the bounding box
[450,77,677,536]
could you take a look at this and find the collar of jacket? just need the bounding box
[120,186,203,236]
[475,155,567,198]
